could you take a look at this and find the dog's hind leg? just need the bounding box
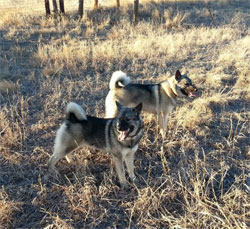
[48,150,65,171]
[105,92,118,118]
[48,124,76,171]
[48,144,76,170]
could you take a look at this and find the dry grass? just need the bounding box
[0,188,21,227]
[0,0,249,228]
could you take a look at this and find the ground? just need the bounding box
[0,0,249,228]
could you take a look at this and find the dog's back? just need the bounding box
[66,114,108,149]
[105,71,159,117]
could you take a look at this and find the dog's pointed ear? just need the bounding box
[175,70,182,81]
[134,103,142,115]
[115,101,123,111]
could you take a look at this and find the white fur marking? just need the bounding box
[105,91,118,118]
[66,102,87,120]
[109,71,131,90]
[54,123,67,155]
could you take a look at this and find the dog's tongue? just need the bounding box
[188,92,196,98]
[118,130,128,141]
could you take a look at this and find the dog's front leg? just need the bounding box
[124,150,136,182]
[159,112,168,137]
[112,155,127,188]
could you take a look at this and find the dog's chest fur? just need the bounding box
[120,145,138,159]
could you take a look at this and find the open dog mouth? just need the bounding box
[118,126,134,141]
[188,91,196,98]
[181,88,197,98]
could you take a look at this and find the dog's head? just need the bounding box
[114,102,143,142]
[171,70,198,98]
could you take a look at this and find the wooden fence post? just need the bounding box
[44,0,51,16]
[52,0,58,14]
[78,0,84,18]
[59,0,65,14]
[94,0,98,9]
[133,0,139,24]
[116,0,120,8]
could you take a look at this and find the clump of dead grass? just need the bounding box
[173,93,228,133]
[0,12,27,27]
[0,1,250,228]
[234,69,250,99]
[217,36,250,72]
[0,188,21,227]
[0,93,29,153]
[164,8,189,28]
[0,80,17,94]
[64,178,98,218]
[0,108,22,149]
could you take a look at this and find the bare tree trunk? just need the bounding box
[94,0,98,9]
[78,0,84,18]
[59,0,65,14]
[133,0,139,24]
[44,0,51,16]
[116,0,120,8]
[52,0,58,14]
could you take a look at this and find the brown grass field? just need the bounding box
[0,0,250,228]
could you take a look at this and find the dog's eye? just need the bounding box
[125,118,131,122]
[134,114,139,119]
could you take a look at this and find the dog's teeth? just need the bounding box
[189,92,196,97]
[118,131,126,141]
[118,130,130,141]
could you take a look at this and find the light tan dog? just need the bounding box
[105,70,197,135]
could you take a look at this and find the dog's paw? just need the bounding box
[160,129,167,138]
[120,181,129,189]
[129,175,136,183]
[131,177,141,188]
[48,168,61,180]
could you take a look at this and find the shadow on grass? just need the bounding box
[0,1,249,227]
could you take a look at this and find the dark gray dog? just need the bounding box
[48,102,143,188]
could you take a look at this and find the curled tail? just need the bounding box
[109,71,131,90]
[66,102,87,122]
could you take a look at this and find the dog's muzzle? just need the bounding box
[182,86,198,98]
[117,122,134,141]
